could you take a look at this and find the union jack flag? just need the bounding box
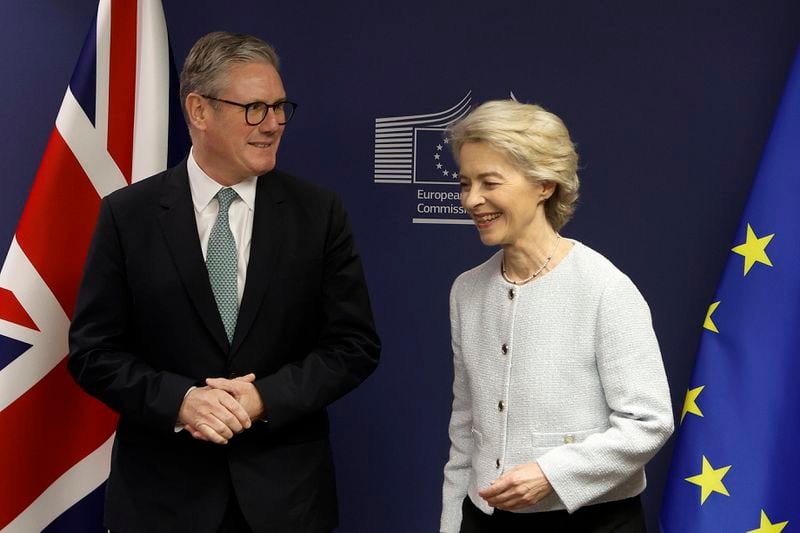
[0,1,186,530]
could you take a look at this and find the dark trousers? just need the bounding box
[218,488,253,533]
[111,486,332,533]
[217,488,333,533]
[460,495,646,533]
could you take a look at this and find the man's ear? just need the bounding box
[185,93,209,131]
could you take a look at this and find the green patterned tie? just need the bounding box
[206,188,239,343]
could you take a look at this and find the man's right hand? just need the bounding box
[177,386,252,444]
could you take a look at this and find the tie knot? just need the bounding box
[216,188,238,213]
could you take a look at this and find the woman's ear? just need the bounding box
[539,180,557,201]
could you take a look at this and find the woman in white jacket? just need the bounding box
[441,100,673,533]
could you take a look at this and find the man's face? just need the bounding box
[195,61,286,185]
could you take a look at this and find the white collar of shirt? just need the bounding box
[186,148,257,211]
[185,147,257,306]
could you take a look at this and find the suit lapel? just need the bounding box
[158,162,230,353]
[230,171,286,357]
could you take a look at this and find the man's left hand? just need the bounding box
[478,462,553,510]
[205,373,265,421]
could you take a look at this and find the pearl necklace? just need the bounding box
[501,234,561,285]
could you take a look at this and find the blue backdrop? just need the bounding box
[2,2,799,531]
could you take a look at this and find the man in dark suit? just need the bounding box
[68,31,380,533]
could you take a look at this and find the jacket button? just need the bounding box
[501,344,508,355]
[498,401,505,412]
[564,434,576,444]
[508,288,515,300]
[495,458,501,469]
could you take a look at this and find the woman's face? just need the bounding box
[458,141,549,247]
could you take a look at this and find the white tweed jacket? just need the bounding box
[441,241,674,532]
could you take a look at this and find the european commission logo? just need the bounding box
[373,92,473,224]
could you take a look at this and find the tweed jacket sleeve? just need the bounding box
[441,281,472,533]
[535,273,674,512]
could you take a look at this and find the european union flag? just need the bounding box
[660,48,800,532]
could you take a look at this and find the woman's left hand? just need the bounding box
[478,462,553,510]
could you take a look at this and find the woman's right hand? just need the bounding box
[478,462,553,510]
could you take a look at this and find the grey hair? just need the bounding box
[179,31,280,124]
[448,100,580,231]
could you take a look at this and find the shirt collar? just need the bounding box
[187,148,257,212]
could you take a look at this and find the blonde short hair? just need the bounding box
[448,100,579,231]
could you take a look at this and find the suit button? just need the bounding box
[564,434,576,444]
[508,288,515,300]
[501,344,508,355]
[498,401,505,412]
[495,458,501,469]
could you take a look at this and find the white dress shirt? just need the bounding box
[186,148,257,305]
[175,150,259,422]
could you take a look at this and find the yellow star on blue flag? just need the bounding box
[685,455,731,504]
[680,386,704,424]
[703,302,720,333]
[746,510,788,533]
[731,224,774,276]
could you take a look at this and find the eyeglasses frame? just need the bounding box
[200,94,298,126]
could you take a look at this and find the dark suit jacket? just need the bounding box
[68,160,380,533]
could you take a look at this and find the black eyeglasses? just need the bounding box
[201,95,298,125]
